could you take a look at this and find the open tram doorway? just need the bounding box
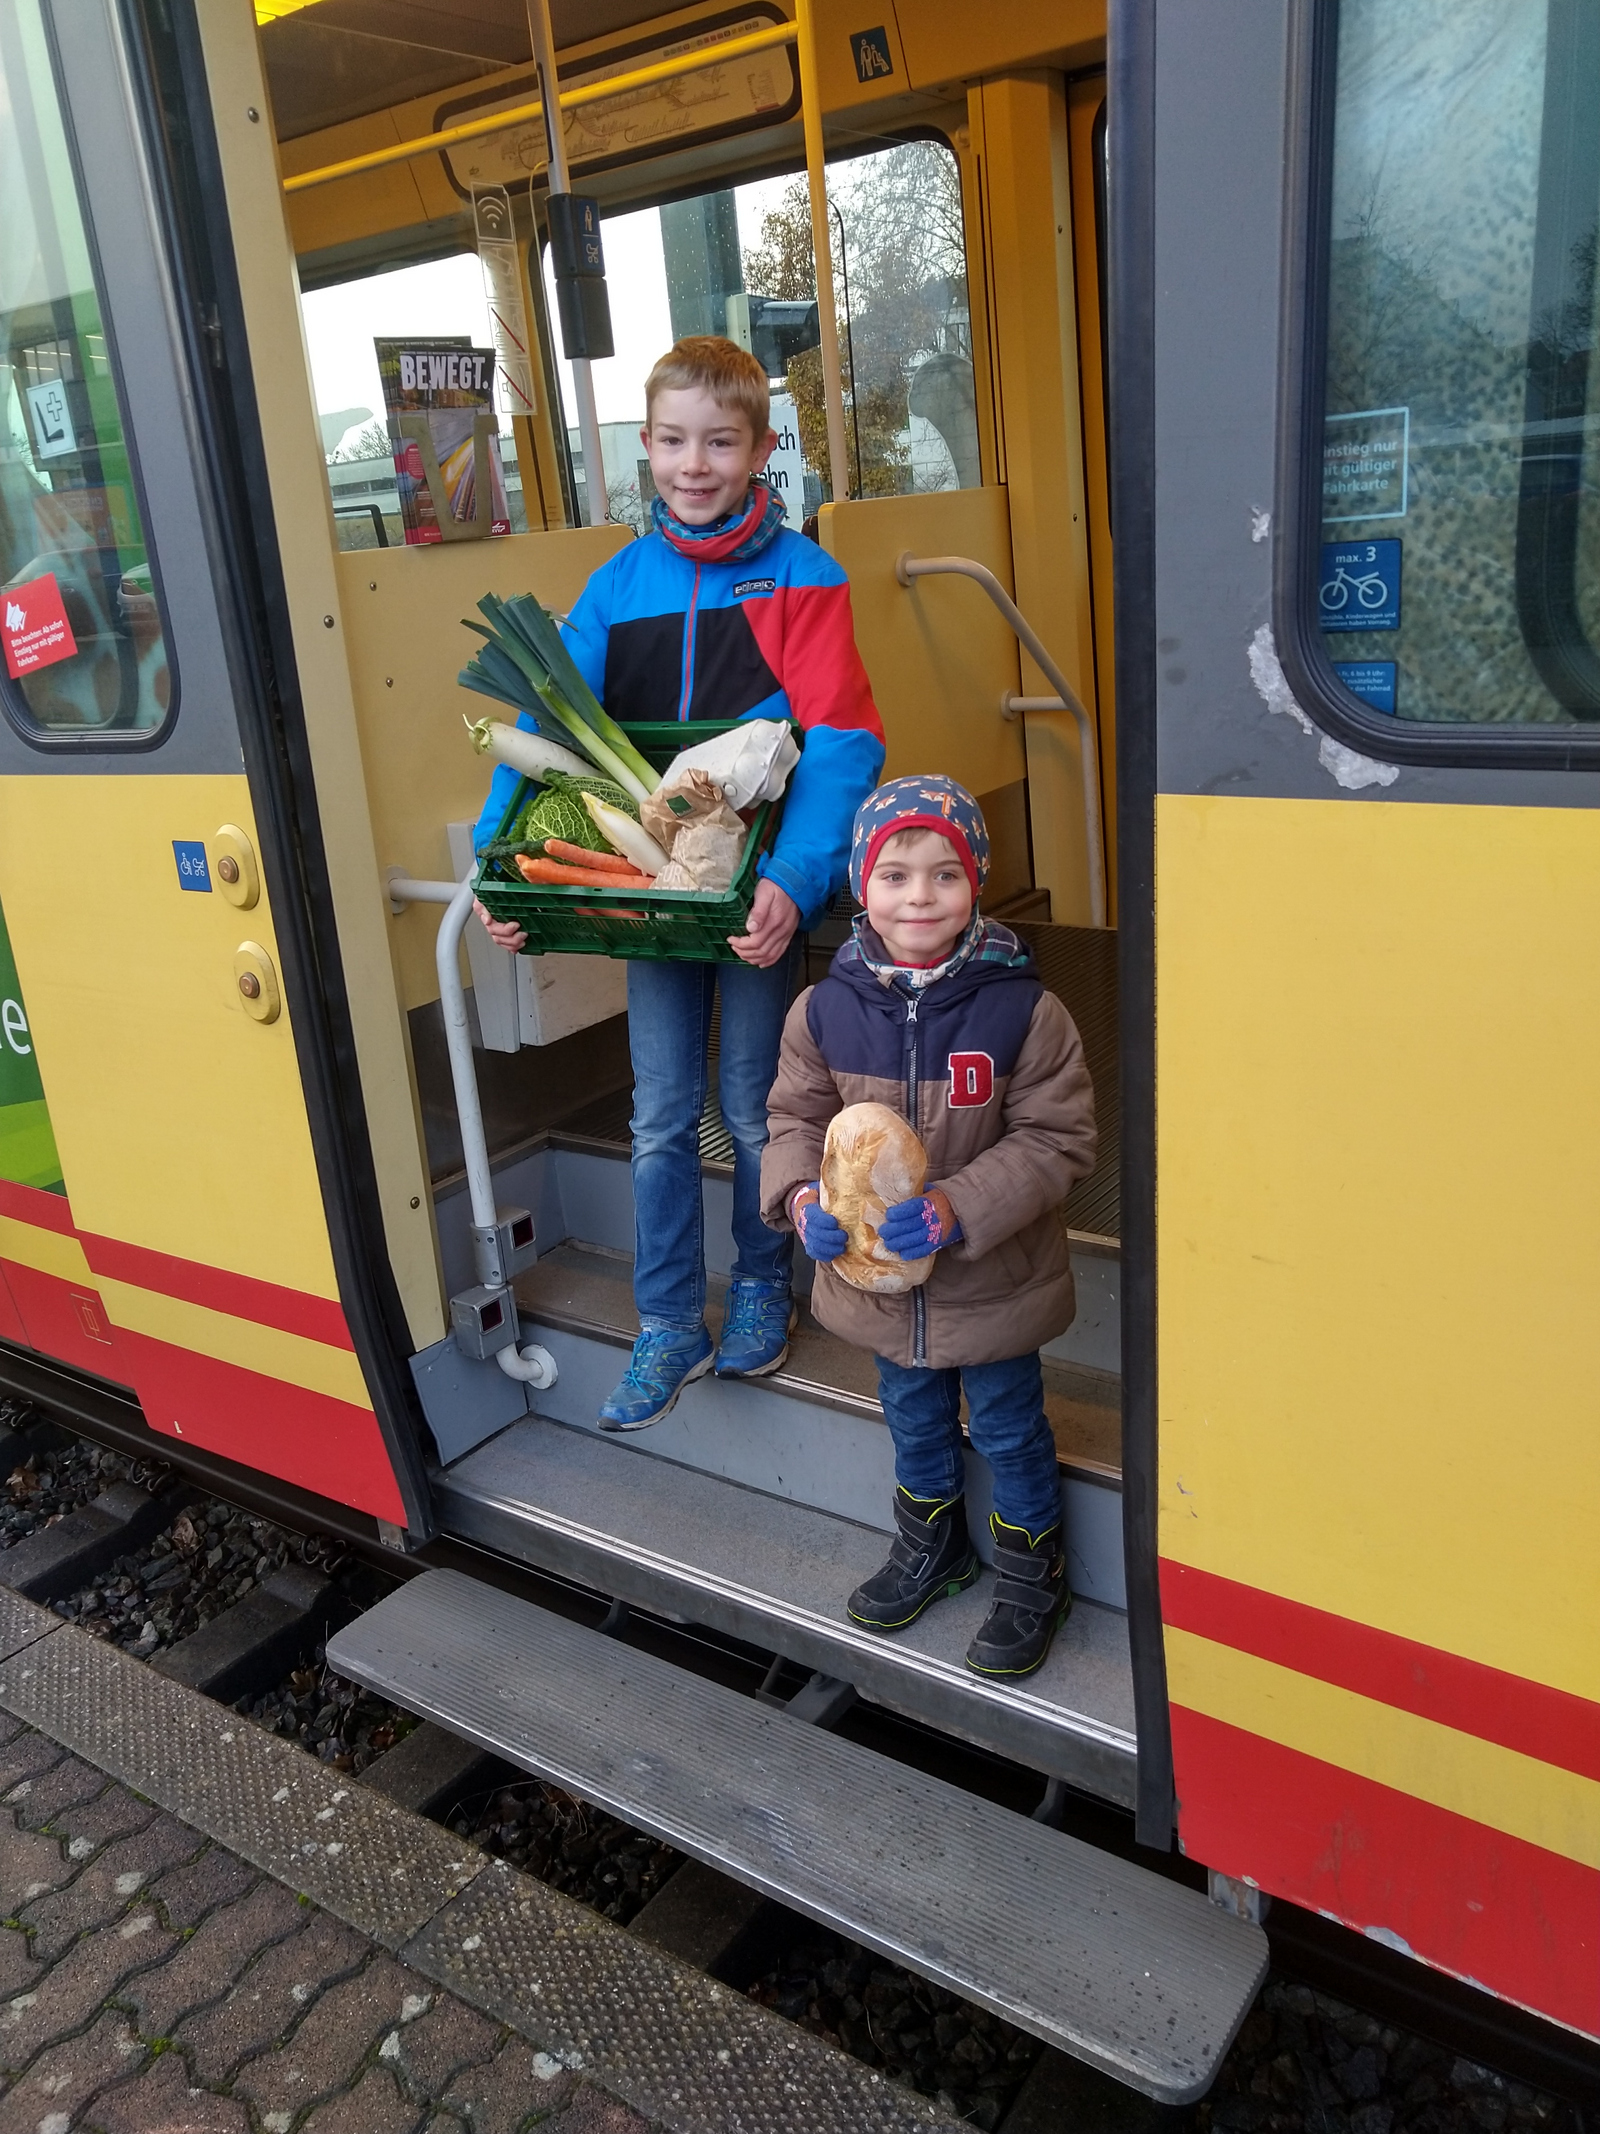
[209,0,1136,1806]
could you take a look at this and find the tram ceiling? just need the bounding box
[258,0,685,141]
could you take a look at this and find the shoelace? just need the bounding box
[621,1329,692,1393]
[722,1285,782,1338]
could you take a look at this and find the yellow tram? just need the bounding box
[0,0,1594,2096]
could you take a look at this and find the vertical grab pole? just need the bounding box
[794,0,852,502]
[525,0,610,524]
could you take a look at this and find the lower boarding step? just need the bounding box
[328,1568,1267,2105]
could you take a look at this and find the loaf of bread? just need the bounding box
[820,1102,933,1294]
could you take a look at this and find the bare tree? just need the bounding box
[744,140,968,498]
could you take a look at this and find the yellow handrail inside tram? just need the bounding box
[280,20,800,195]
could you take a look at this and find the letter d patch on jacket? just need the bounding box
[948,1051,994,1107]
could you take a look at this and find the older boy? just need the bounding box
[478,337,884,1427]
[761,778,1096,1678]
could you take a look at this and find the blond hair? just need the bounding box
[644,336,770,437]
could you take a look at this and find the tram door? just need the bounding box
[0,0,425,1528]
[1137,0,1600,2038]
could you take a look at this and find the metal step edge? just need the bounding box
[433,1458,1138,1805]
[515,1294,1124,1492]
[327,1568,1266,2104]
[497,1319,1130,1610]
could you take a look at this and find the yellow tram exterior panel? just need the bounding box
[0,774,405,1522]
[1156,791,1600,1686]
[0,775,337,1293]
[1155,791,1600,2033]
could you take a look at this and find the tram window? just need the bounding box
[299,253,530,550]
[541,139,976,526]
[0,0,174,741]
[1312,1,1600,728]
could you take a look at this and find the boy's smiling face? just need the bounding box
[865,830,973,965]
[642,385,777,524]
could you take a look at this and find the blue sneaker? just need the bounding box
[597,1325,714,1432]
[714,1281,797,1379]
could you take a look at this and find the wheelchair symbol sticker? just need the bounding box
[1319,539,1401,633]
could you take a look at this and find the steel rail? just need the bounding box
[280,22,799,195]
[894,552,1107,927]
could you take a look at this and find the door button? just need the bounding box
[213,824,261,909]
[233,942,281,1023]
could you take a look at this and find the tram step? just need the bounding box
[328,1568,1267,2104]
[514,1238,1122,1480]
[435,1413,1137,1806]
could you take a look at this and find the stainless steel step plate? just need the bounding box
[328,1568,1266,2103]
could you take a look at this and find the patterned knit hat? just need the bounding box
[848,775,991,904]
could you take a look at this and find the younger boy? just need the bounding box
[761,778,1096,1677]
[477,337,884,1428]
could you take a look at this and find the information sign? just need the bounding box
[1323,407,1409,521]
[26,378,76,460]
[2,574,78,681]
[764,393,807,529]
[172,841,212,893]
[1332,661,1397,715]
[1319,538,1402,632]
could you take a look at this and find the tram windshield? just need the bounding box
[0,0,173,738]
[1318,0,1600,727]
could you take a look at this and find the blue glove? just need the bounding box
[879,1195,963,1260]
[793,1186,847,1263]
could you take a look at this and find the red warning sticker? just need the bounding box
[2,574,77,681]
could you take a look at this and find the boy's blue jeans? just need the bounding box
[874,1352,1063,1539]
[627,949,799,1332]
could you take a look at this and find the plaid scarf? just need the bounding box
[845,911,1030,994]
[650,480,788,562]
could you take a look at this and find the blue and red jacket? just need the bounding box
[473,523,886,928]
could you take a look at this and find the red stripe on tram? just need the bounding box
[78,1232,354,1352]
[1160,1559,1600,1784]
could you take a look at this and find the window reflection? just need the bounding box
[0,0,173,738]
[1320,0,1600,727]
[543,139,978,525]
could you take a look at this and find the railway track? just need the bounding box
[3,1398,1597,2134]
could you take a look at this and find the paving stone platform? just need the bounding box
[0,1708,654,2134]
[0,1588,953,2134]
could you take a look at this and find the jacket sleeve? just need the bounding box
[936,994,1098,1257]
[471,559,616,851]
[759,989,842,1230]
[757,574,885,927]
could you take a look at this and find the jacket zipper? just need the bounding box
[903,993,928,1368]
[679,563,701,720]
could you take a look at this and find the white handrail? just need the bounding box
[388,874,496,1237]
[387,871,557,1392]
[895,552,1107,928]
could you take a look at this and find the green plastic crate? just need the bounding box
[471,720,800,963]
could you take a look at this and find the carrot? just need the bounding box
[541,838,648,876]
[515,855,651,888]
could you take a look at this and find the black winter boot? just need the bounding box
[965,1513,1071,1677]
[847,1488,980,1631]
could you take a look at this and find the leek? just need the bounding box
[459,593,658,803]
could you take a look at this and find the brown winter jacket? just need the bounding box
[761,925,1096,1367]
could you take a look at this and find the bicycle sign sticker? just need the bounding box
[1319,539,1401,633]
